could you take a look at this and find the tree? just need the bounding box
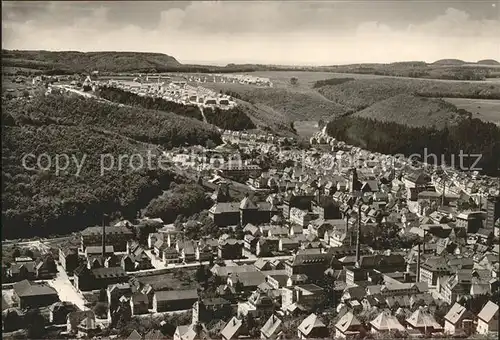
[12,248,21,258]
[24,249,34,258]
[22,90,30,98]
[206,139,216,149]
[25,308,46,339]
[290,77,298,86]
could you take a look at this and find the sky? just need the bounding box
[2,1,500,65]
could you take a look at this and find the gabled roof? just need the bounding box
[261,314,282,338]
[154,289,198,302]
[335,312,362,333]
[406,308,442,329]
[298,313,326,336]
[370,310,405,332]
[127,330,142,340]
[13,280,58,297]
[444,303,472,324]
[477,301,499,323]
[221,316,244,340]
[240,196,258,210]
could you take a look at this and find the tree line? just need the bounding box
[326,116,500,176]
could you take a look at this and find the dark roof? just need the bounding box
[13,280,58,298]
[154,289,198,302]
[81,226,133,236]
[91,267,128,279]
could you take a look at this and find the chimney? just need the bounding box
[416,243,421,283]
[102,214,106,259]
[355,203,361,267]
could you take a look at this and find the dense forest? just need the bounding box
[98,86,204,121]
[3,94,221,148]
[326,116,500,176]
[1,95,223,239]
[144,183,212,223]
[2,122,185,239]
[203,106,256,130]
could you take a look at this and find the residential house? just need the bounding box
[192,297,232,324]
[221,316,248,340]
[419,257,451,286]
[219,239,244,260]
[66,311,98,337]
[406,307,443,335]
[74,266,129,291]
[228,271,267,293]
[476,301,499,335]
[257,238,280,257]
[49,301,78,324]
[261,314,283,340]
[130,292,149,315]
[153,289,198,312]
[369,310,406,334]
[297,313,329,339]
[334,312,365,339]
[59,248,79,275]
[281,284,325,314]
[12,280,59,309]
[444,302,475,336]
[174,325,197,340]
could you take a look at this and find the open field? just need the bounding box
[442,98,500,125]
[136,269,197,291]
[293,121,320,139]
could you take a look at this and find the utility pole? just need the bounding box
[102,214,107,259]
[355,201,361,268]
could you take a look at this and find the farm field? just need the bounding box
[443,97,500,125]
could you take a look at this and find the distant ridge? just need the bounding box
[477,59,500,65]
[2,50,182,73]
[432,59,467,66]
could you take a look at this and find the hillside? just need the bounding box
[326,116,500,176]
[433,59,467,65]
[3,94,222,148]
[2,50,181,73]
[1,121,184,239]
[353,94,469,129]
[477,59,500,66]
[204,82,348,121]
[316,77,500,111]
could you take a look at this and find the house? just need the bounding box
[192,297,232,324]
[12,280,59,309]
[153,289,198,312]
[218,239,244,260]
[221,316,248,340]
[66,310,98,337]
[74,266,129,291]
[444,302,475,336]
[476,301,499,335]
[174,324,197,340]
[285,252,333,279]
[297,313,329,339]
[80,225,133,252]
[281,284,325,314]
[335,312,365,339]
[406,307,443,335]
[49,301,78,324]
[7,258,36,281]
[369,310,406,334]
[59,247,79,274]
[130,292,149,315]
[228,271,267,292]
[261,314,283,340]
[128,330,142,340]
[419,257,451,286]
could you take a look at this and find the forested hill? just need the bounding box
[2,50,182,73]
[1,95,222,239]
[326,116,500,176]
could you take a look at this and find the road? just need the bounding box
[48,264,89,311]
